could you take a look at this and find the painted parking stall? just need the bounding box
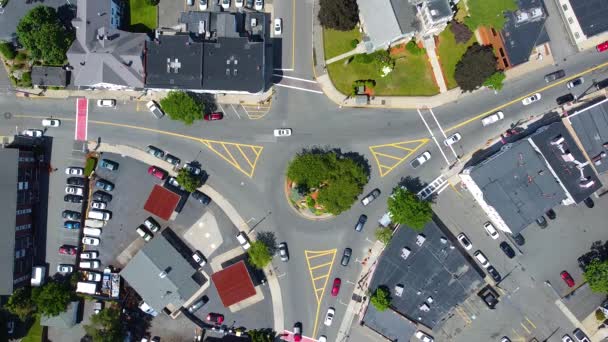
[75,97,88,141]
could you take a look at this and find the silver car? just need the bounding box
[278,242,289,262]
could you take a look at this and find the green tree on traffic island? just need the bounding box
[370,286,391,312]
[17,6,74,65]
[387,188,432,231]
[33,280,72,317]
[5,287,36,320]
[375,227,393,246]
[176,168,202,193]
[247,328,277,342]
[84,306,124,342]
[454,43,498,92]
[584,260,608,293]
[247,240,273,269]
[159,91,204,125]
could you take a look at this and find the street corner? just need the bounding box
[200,139,264,178]
[217,101,273,120]
[304,249,337,304]
[368,139,430,177]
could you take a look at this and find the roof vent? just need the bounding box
[233,69,238,76]
[430,9,438,16]
[561,153,574,162]
[159,271,167,278]
[580,178,595,189]
[551,135,565,146]
[167,58,181,74]
[226,68,230,76]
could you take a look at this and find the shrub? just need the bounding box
[406,40,426,56]
[15,52,27,62]
[349,39,359,49]
[454,43,498,92]
[306,196,315,208]
[146,0,160,5]
[450,21,473,44]
[20,71,32,87]
[353,53,374,64]
[375,227,393,245]
[596,309,606,322]
[370,287,391,311]
[0,41,16,60]
[84,157,97,176]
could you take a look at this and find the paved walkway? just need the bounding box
[423,37,448,93]
[325,43,366,65]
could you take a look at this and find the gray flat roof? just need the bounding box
[0,148,19,295]
[501,0,549,66]
[569,0,608,38]
[368,220,484,328]
[145,35,204,89]
[362,306,417,341]
[568,97,608,174]
[562,283,606,321]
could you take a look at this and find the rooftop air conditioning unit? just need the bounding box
[580,178,595,188]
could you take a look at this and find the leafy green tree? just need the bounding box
[84,306,124,342]
[584,260,608,293]
[176,168,201,193]
[287,152,333,190]
[0,42,16,60]
[454,43,498,92]
[375,227,393,246]
[33,280,72,317]
[17,6,74,65]
[483,71,506,91]
[159,91,204,125]
[146,0,160,5]
[317,176,363,215]
[5,287,36,320]
[318,0,359,31]
[387,188,432,231]
[464,0,518,31]
[247,328,277,342]
[247,241,273,269]
[370,287,391,312]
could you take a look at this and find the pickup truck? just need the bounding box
[146,101,165,119]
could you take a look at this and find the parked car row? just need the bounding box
[136,216,161,242]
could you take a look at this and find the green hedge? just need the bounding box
[84,157,97,176]
[0,42,16,60]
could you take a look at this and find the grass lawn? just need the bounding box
[437,24,477,89]
[22,316,43,342]
[327,47,439,96]
[323,28,361,60]
[128,0,157,32]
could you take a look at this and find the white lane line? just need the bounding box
[229,104,241,119]
[273,83,324,94]
[417,109,450,165]
[428,108,459,161]
[241,105,251,119]
[273,68,295,71]
[272,74,317,83]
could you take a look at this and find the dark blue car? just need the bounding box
[64,221,81,230]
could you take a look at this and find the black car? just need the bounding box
[478,287,499,309]
[556,93,575,105]
[164,154,181,167]
[545,209,556,220]
[95,179,114,191]
[67,177,86,186]
[92,190,113,202]
[544,69,565,82]
[512,233,525,246]
[499,241,515,259]
[62,210,81,220]
[583,197,595,208]
[188,296,208,313]
[246,0,253,7]
[354,214,367,232]
[535,215,548,228]
[341,248,352,266]
[487,266,501,282]
[146,145,165,159]
[192,191,211,205]
[64,194,83,203]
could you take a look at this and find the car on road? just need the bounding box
[512,233,525,246]
[83,236,100,246]
[562,335,574,342]
[567,77,584,89]
[57,264,74,273]
[561,270,575,288]
[59,245,77,255]
[42,118,61,127]
[410,151,431,168]
[572,328,590,342]
[331,278,341,296]
[148,165,168,180]
[500,337,511,342]
[66,186,84,196]
[597,41,608,53]
[235,0,243,7]
[254,0,263,10]
[487,266,501,282]
[136,225,153,241]
[274,128,292,137]
[522,93,542,105]
[99,159,119,171]
[192,190,212,205]
[146,145,165,159]
[361,188,381,206]
[457,233,472,250]
[443,133,462,146]
[146,101,165,119]
[95,179,114,191]
[187,296,208,313]
[236,232,251,250]
[341,248,352,266]
[354,214,367,232]
[278,242,289,262]
[144,217,160,233]
[474,250,490,268]
[221,0,230,9]
[318,336,327,342]
[164,154,180,167]
[64,221,80,230]
[81,251,99,259]
[65,167,84,175]
[483,222,499,239]
[274,18,282,35]
[556,93,575,105]
[93,190,113,202]
[91,201,107,210]
[204,112,223,121]
[67,177,86,186]
[414,331,434,342]
[544,70,566,83]
[97,99,116,107]
[62,210,81,220]
[22,129,43,137]
[481,111,504,126]
[324,307,335,326]
[499,241,515,258]
[64,194,83,203]
[536,215,548,228]
[192,251,207,266]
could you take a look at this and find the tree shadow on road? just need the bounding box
[396,176,437,203]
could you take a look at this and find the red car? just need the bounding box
[204,112,223,121]
[597,41,608,53]
[58,245,77,255]
[561,271,575,288]
[331,278,341,296]
[147,166,168,180]
[206,313,224,324]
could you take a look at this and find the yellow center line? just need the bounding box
[445,60,608,133]
[309,261,333,270]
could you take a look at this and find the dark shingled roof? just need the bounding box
[501,0,549,67]
[145,35,203,90]
[363,305,417,341]
[569,0,608,38]
[567,98,608,174]
[31,66,68,87]
[0,149,19,295]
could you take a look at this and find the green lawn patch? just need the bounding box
[128,0,157,32]
[465,0,517,30]
[327,48,439,96]
[437,25,477,89]
[22,316,43,342]
[323,28,361,60]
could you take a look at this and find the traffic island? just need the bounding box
[285,179,334,220]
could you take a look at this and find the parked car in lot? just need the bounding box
[65,167,84,175]
[148,166,168,180]
[93,191,113,202]
[474,250,490,268]
[22,129,43,137]
[236,232,251,250]
[522,93,542,105]
[66,186,84,196]
[483,222,499,239]
[42,118,61,127]
[561,270,575,288]
[91,201,107,210]
[341,248,352,266]
[499,241,515,258]
[512,233,525,246]
[88,210,111,221]
[278,242,289,262]
[79,260,101,269]
[274,18,282,35]
[221,0,230,9]
[566,77,584,89]
[410,151,431,168]
[331,278,341,296]
[192,250,207,266]
[64,194,83,203]
[164,154,181,167]
[254,0,263,10]
[99,159,119,171]
[536,215,548,228]
[95,179,114,191]
[83,227,102,237]
[199,0,207,10]
[481,111,504,126]
[57,264,74,273]
[324,307,335,326]
[487,266,501,282]
[83,236,100,246]
[59,245,78,255]
[64,221,80,230]
[81,251,99,259]
[478,286,499,309]
[572,328,590,342]
[354,214,367,232]
[62,210,81,220]
[204,112,223,121]
[545,209,556,220]
[443,133,462,146]
[144,217,160,233]
[86,272,102,282]
[146,101,165,119]
[94,301,103,314]
[184,162,202,176]
[67,177,86,186]
[544,69,566,82]
[207,313,224,324]
[361,188,381,206]
[167,177,180,188]
[583,197,595,208]
[97,99,116,107]
[147,145,165,158]
[136,226,153,241]
[188,296,208,313]
[457,233,472,250]
[414,331,434,342]
[562,334,574,342]
[192,190,211,205]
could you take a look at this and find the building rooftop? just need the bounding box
[567,97,608,174]
[143,185,181,221]
[145,34,204,90]
[362,305,417,341]
[357,0,409,51]
[0,148,19,295]
[31,66,68,87]
[368,220,484,328]
[562,283,606,321]
[569,0,608,38]
[426,0,453,21]
[501,0,549,66]
[211,261,257,307]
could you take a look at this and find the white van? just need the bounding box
[85,219,105,228]
[31,266,46,286]
[88,210,111,221]
[83,227,102,237]
[79,260,101,269]
[236,232,251,250]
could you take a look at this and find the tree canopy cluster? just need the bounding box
[247,240,273,269]
[318,0,359,31]
[370,286,391,312]
[387,188,433,231]
[584,260,608,293]
[17,6,74,65]
[454,43,498,92]
[84,306,124,342]
[287,150,369,215]
[176,168,202,193]
[159,91,204,125]
[5,280,72,320]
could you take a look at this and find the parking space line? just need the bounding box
[230,104,241,119]
[520,322,531,334]
[525,317,536,329]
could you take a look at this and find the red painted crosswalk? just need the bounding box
[75,98,88,141]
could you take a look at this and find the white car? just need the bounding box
[566,77,584,89]
[65,186,84,196]
[562,335,574,342]
[42,118,61,127]
[86,272,102,282]
[415,331,434,342]
[318,336,327,342]
[273,128,292,137]
[65,167,84,175]
[324,307,335,326]
[410,151,431,168]
[274,18,282,35]
[97,99,116,108]
[57,264,74,273]
[22,129,43,137]
[457,233,472,250]
[235,0,243,7]
[192,251,207,266]
[443,133,461,146]
[522,93,541,106]
[199,0,207,10]
[91,201,107,210]
[82,236,100,246]
[481,111,504,126]
[221,0,230,9]
[474,250,490,268]
[483,222,499,240]
[80,251,99,259]
[254,0,263,10]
